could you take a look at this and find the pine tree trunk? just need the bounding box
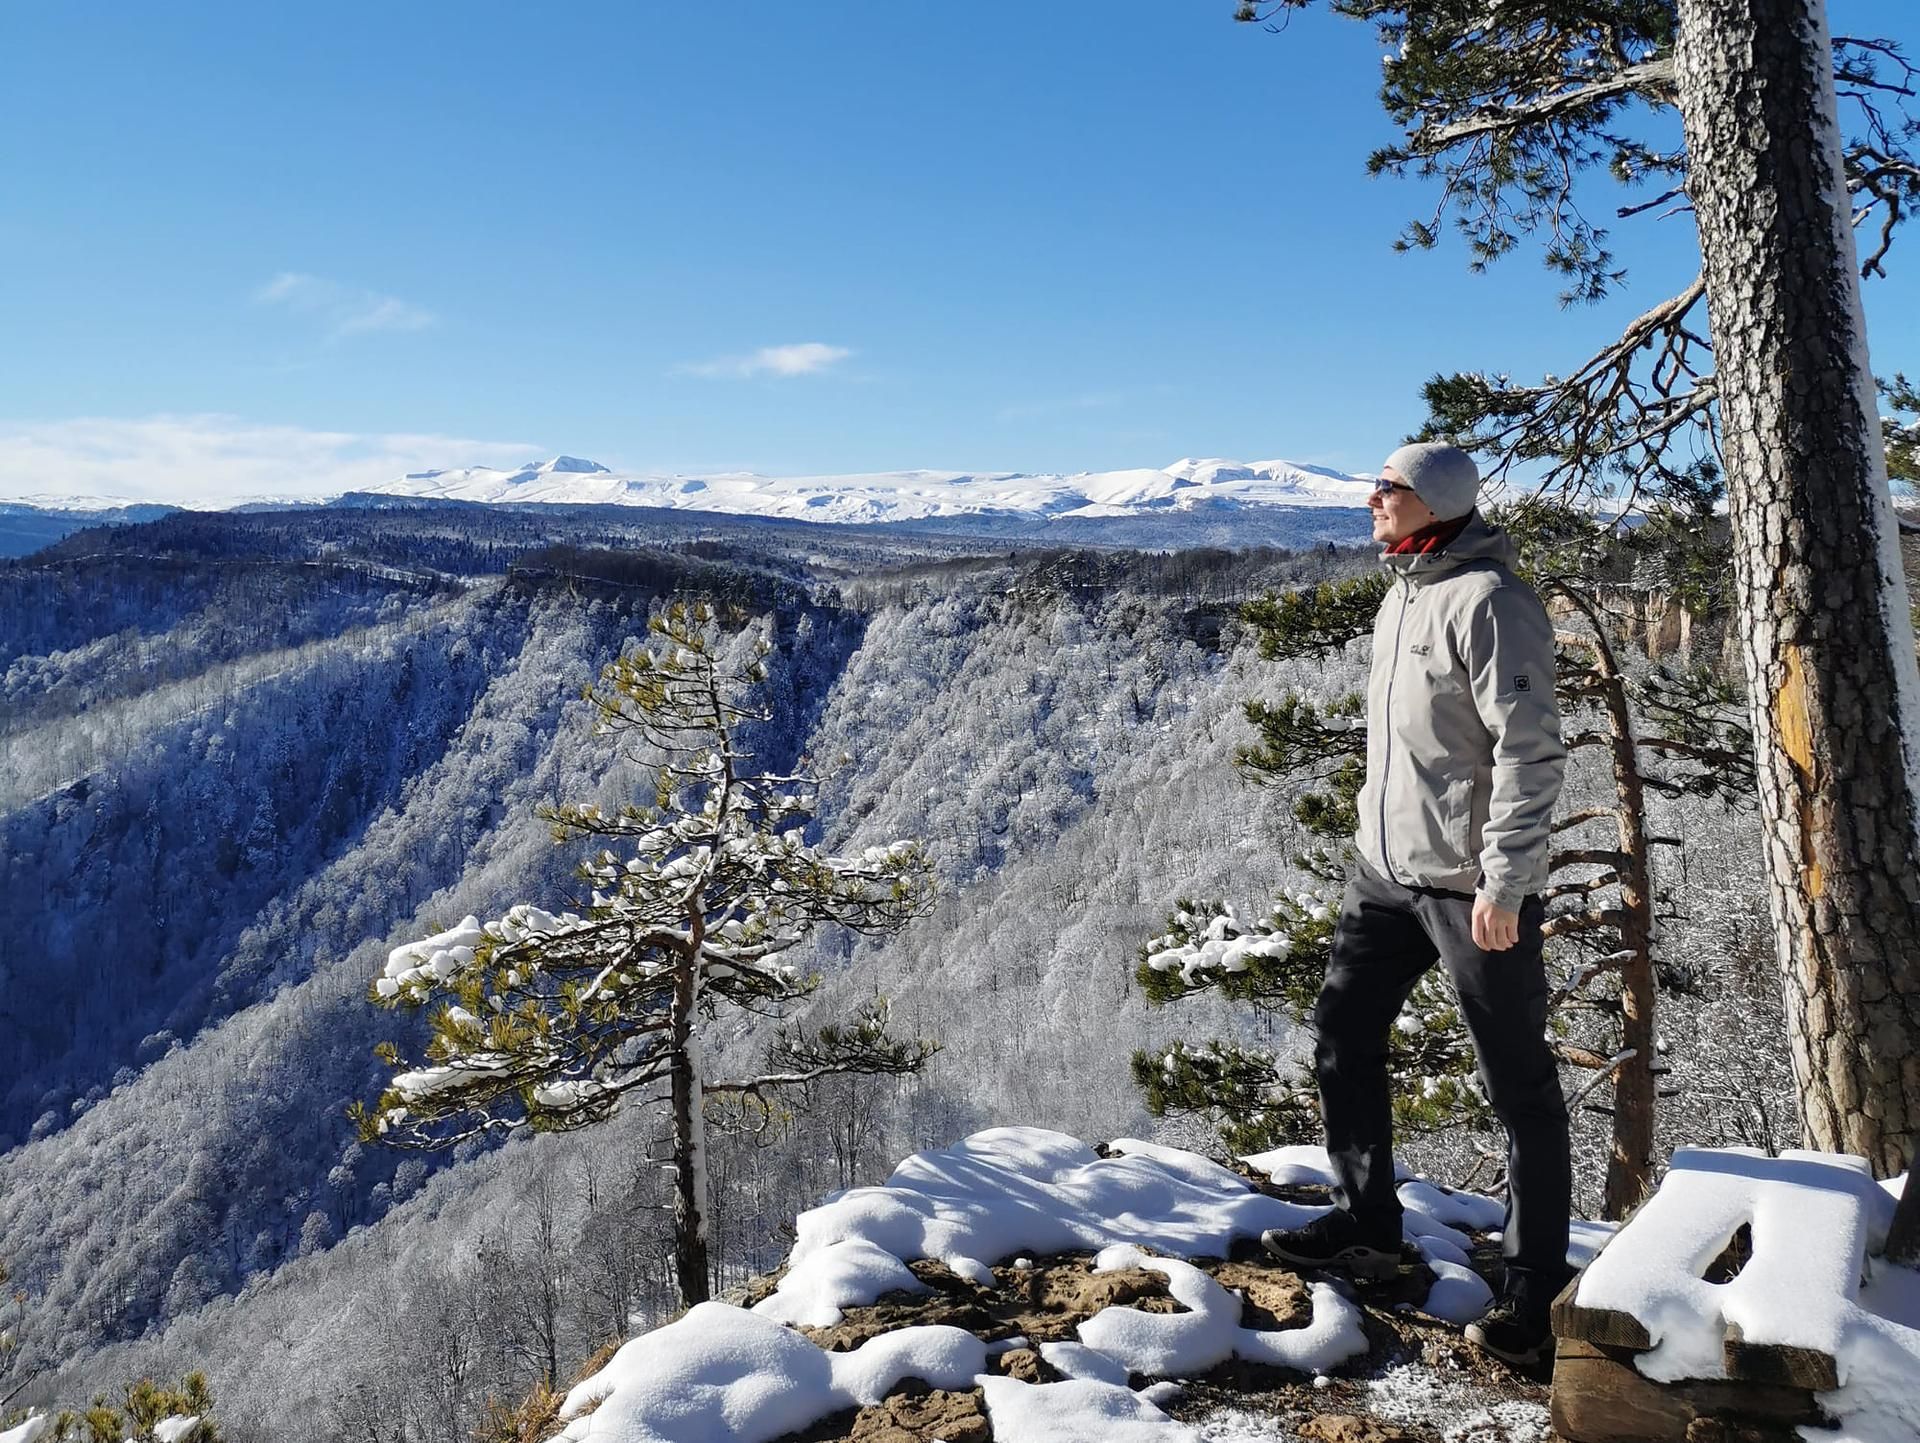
[669,939,711,1308]
[1889,1169,1920,1266]
[1589,625,1658,1218]
[1552,587,1659,1217]
[1675,0,1920,1174]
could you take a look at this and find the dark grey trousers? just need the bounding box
[1314,855,1571,1283]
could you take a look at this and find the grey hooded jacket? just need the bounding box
[1353,514,1566,911]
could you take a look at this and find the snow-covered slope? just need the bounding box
[358,454,1376,524]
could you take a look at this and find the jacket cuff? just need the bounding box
[1476,883,1527,914]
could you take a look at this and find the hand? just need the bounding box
[1472,896,1520,952]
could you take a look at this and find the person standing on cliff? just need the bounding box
[1261,442,1572,1366]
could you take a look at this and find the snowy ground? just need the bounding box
[542,1127,1918,1443]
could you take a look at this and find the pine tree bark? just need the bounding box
[1580,607,1659,1217]
[1547,584,1660,1216]
[669,933,711,1307]
[1674,0,1920,1174]
[1890,1170,1920,1266]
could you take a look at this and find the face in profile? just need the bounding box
[1368,466,1440,544]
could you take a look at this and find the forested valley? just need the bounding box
[0,502,1802,1440]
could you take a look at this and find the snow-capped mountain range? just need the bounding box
[360,454,1377,524]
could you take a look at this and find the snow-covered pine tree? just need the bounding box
[358,601,938,1307]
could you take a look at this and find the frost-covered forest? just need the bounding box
[0,501,1805,1439]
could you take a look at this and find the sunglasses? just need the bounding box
[1373,476,1417,496]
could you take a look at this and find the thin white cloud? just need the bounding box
[0,414,538,508]
[675,342,852,380]
[255,272,435,339]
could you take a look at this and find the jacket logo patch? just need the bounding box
[1408,643,1432,656]
[1514,674,1532,691]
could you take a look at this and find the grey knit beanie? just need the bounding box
[1381,442,1480,521]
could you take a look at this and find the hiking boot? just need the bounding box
[1464,1275,1561,1366]
[1260,1209,1402,1280]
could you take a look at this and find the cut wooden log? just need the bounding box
[1550,1338,1829,1443]
[1550,1272,1653,1350]
[1557,1148,1869,1395]
[1721,1320,1840,1392]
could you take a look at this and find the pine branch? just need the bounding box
[1241,573,1389,659]
[1411,57,1677,153]
[1552,805,1621,833]
[1542,907,1627,940]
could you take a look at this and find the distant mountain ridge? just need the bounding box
[0,455,1378,531]
[365,454,1377,525]
[0,500,180,558]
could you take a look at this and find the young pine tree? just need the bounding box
[358,602,938,1307]
[46,1372,220,1443]
[1501,497,1753,1215]
[1131,570,1494,1156]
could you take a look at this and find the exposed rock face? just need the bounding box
[1547,585,1714,662]
[989,1348,1050,1384]
[1207,1260,1314,1331]
[846,1382,990,1443]
[1298,1414,1423,1443]
[798,1254,1179,1353]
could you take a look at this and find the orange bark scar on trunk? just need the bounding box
[1776,643,1825,898]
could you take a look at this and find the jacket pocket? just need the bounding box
[1385,761,1477,880]
[1443,775,1475,864]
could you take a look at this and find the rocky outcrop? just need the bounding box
[759,1229,1541,1443]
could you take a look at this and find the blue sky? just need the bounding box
[2,1,1916,501]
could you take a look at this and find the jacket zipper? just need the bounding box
[1378,575,1409,885]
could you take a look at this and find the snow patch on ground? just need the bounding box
[754,1128,1323,1327]
[553,1302,984,1442]
[561,1129,1487,1443]
[1078,1243,1368,1377]
[1364,1362,1553,1442]
[561,1127,1834,1443]
[0,1414,54,1443]
[980,1373,1198,1441]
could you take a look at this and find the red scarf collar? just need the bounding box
[1385,512,1472,556]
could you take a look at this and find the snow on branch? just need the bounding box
[356,600,938,1172]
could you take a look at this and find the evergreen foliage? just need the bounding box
[1238,1,1917,504]
[34,1372,221,1443]
[1132,496,1756,1193]
[1239,573,1389,661]
[1885,372,1920,485]
[357,601,938,1303]
[1131,897,1486,1151]
[1235,575,1384,864]
[1130,572,1499,1152]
